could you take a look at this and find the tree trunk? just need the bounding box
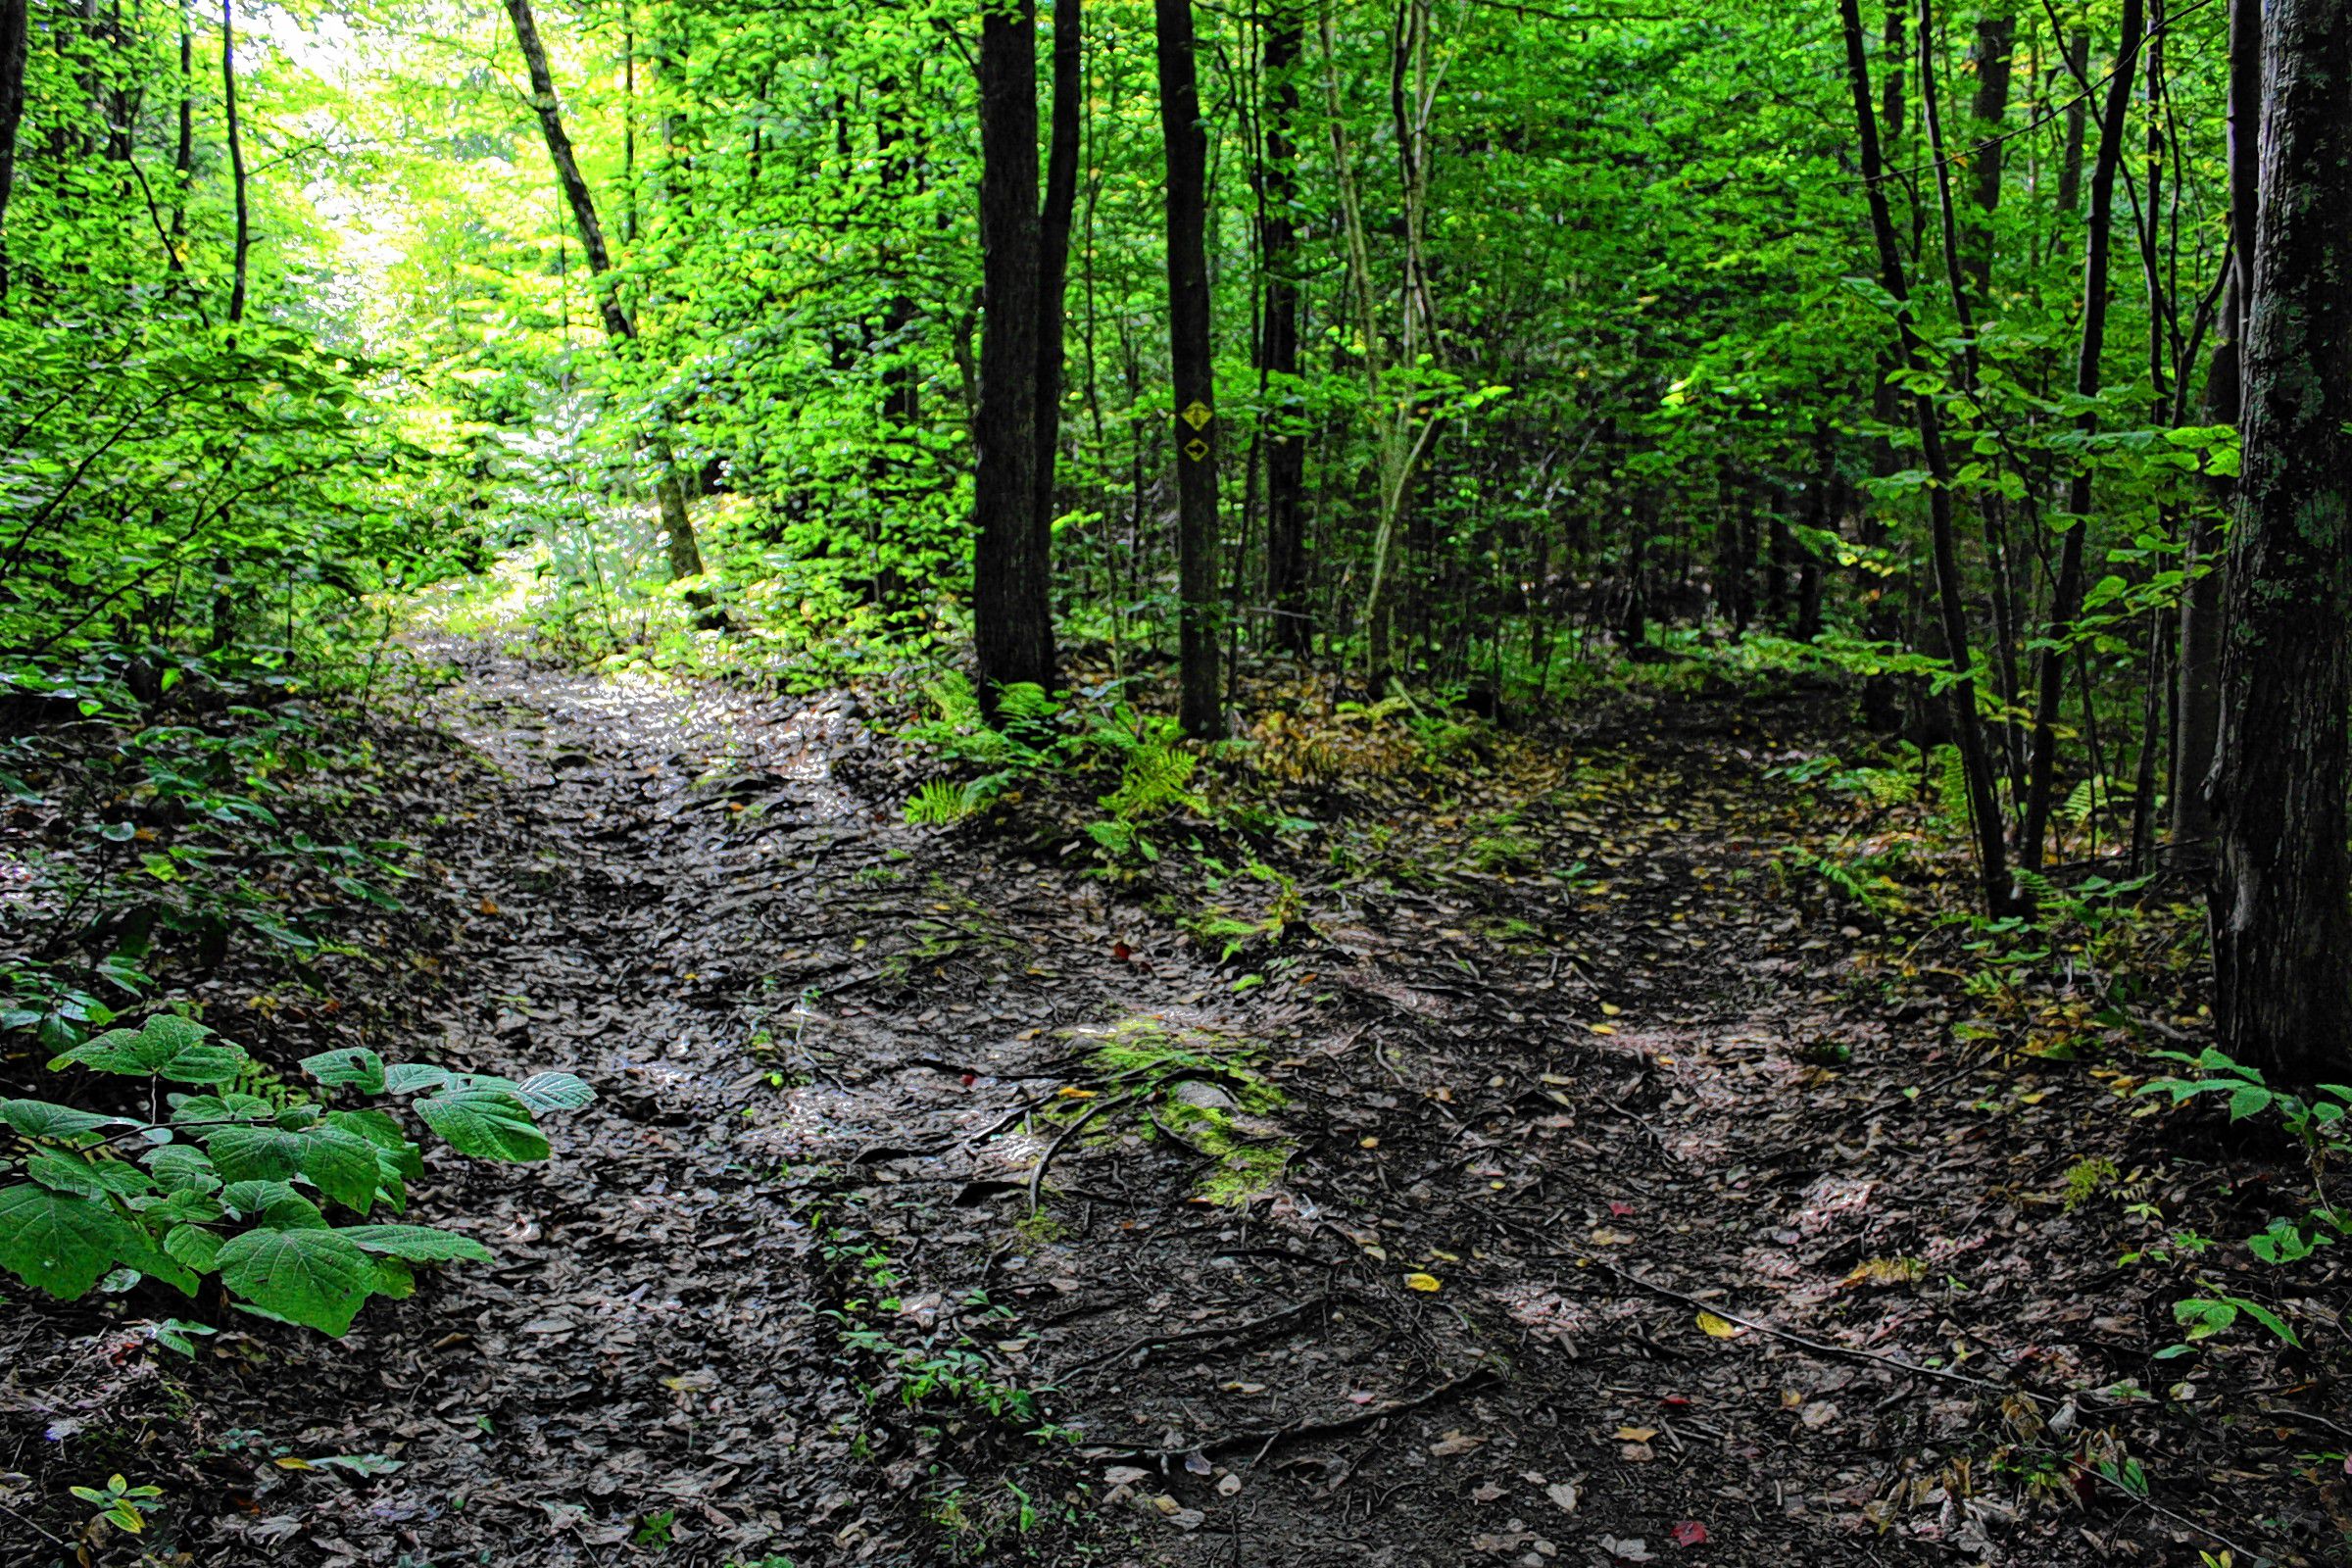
[221,0,250,325]
[0,0,24,302]
[972,0,1054,702]
[1840,0,2015,916]
[1157,0,1220,738]
[503,0,707,586]
[2210,0,2352,1083]
[1033,0,1080,567]
[1259,4,1307,656]
[1962,9,2014,305]
[2021,0,2142,874]
[2172,0,2262,864]
[2056,27,2089,216]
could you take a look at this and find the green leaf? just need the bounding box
[382,1063,455,1095]
[0,1099,113,1141]
[295,1127,383,1213]
[415,1087,548,1162]
[514,1071,595,1112]
[215,1226,376,1336]
[372,1255,416,1299]
[51,1016,245,1084]
[343,1224,494,1263]
[203,1124,309,1183]
[142,1144,221,1196]
[27,1152,154,1202]
[163,1223,223,1272]
[327,1109,424,1177]
[218,1179,305,1218]
[0,1183,133,1298]
[300,1048,385,1094]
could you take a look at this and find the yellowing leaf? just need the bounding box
[1613,1425,1657,1443]
[1056,1086,1098,1099]
[1403,1272,1443,1293]
[1599,1003,1623,1016]
[1588,1023,1616,1036]
[1695,1310,1742,1340]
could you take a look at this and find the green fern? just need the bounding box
[1100,737,1201,822]
[905,779,978,826]
[1930,744,1970,826]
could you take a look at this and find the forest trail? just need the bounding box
[160,647,2272,1568]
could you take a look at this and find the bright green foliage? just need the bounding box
[0,1013,588,1335]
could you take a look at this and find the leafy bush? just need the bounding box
[1,1012,591,1335]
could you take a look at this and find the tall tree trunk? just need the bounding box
[1033,0,1080,568]
[1840,0,2015,916]
[0,0,26,302]
[2056,27,2089,216]
[221,0,249,325]
[2172,0,2262,862]
[1157,0,1220,737]
[503,0,706,588]
[1962,9,2014,305]
[2021,0,2143,874]
[1259,3,1308,656]
[2210,0,2352,1083]
[972,0,1054,701]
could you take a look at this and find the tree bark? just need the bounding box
[1962,9,2014,306]
[1157,0,1220,737]
[502,0,705,587]
[221,0,250,325]
[1033,0,1080,568]
[0,0,25,302]
[972,0,1055,702]
[1840,0,2015,916]
[1259,4,1307,656]
[2210,0,2352,1083]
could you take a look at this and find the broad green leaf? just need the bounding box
[327,1109,424,1177]
[51,1016,245,1084]
[514,1071,595,1112]
[416,1087,548,1162]
[203,1124,309,1183]
[295,1127,383,1213]
[382,1063,455,1095]
[163,1223,223,1272]
[372,1255,417,1299]
[0,1099,113,1141]
[0,1183,132,1298]
[27,1152,154,1202]
[300,1048,385,1094]
[343,1224,494,1263]
[218,1179,303,1217]
[142,1144,221,1196]
[215,1227,376,1336]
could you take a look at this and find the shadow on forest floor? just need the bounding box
[5,638,2346,1568]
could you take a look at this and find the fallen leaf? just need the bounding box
[1600,1536,1653,1562]
[1404,1271,1443,1292]
[1428,1430,1485,1457]
[1694,1310,1742,1340]
[1472,1481,1507,1502]
[1588,1227,1635,1246]
[1613,1426,1658,1442]
[1669,1520,1708,1546]
[1544,1481,1579,1512]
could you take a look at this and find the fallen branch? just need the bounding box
[1055,1297,1324,1383]
[1027,1092,1135,1216]
[1082,1366,1501,1462]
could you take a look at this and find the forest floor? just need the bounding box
[6,636,2349,1568]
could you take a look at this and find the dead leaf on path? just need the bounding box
[1544,1481,1579,1512]
[1600,1536,1653,1562]
[1404,1271,1444,1292]
[1670,1520,1708,1545]
[1428,1430,1485,1457]
[1612,1426,1657,1443]
[1589,1227,1635,1246]
[1694,1310,1742,1339]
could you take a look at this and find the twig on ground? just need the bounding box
[1086,1366,1502,1461]
[1027,1092,1135,1216]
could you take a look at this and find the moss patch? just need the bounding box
[1059,1014,1294,1206]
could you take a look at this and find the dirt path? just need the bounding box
[135,647,2338,1568]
